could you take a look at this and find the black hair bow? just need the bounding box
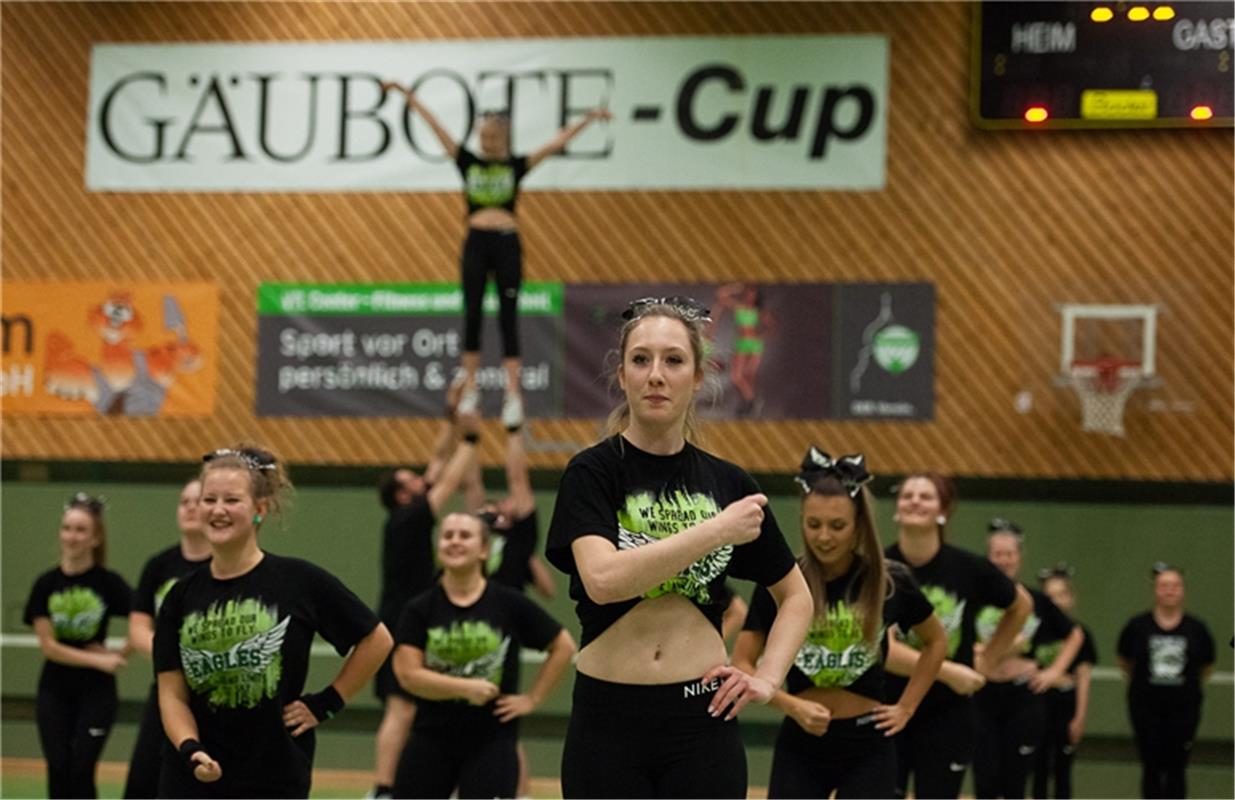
[1036,561,1075,582]
[794,446,872,498]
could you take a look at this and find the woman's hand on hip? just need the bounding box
[282,699,322,737]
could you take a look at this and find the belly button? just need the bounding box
[653,648,662,661]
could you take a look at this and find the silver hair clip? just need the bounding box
[987,517,1024,537]
[65,491,107,512]
[203,448,277,472]
[622,295,712,323]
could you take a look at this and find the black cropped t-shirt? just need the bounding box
[546,435,796,647]
[455,148,529,215]
[744,560,933,701]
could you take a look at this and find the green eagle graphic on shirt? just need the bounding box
[1148,635,1187,686]
[48,586,106,641]
[976,605,1040,654]
[465,165,516,207]
[898,585,965,657]
[425,620,511,687]
[616,490,730,604]
[486,536,507,575]
[178,599,288,709]
[153,578,180,616]
[796,601,882,688]
[1034,639,1064,668]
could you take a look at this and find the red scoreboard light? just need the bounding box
[973,1,1234,129]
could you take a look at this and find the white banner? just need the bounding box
[86,37,887,192]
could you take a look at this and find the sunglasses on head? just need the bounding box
[621,295,712,322]
[1151,561,1181,577]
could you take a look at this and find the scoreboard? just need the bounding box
[973,1,1234,128]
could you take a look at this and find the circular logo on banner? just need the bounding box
[872,325,920,374]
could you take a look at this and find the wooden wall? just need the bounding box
[3,2,1231,480]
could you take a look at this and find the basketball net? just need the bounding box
[1069,358,1141,436]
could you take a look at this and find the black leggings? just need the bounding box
[1129,698,1201,798]
[974,679,1045,798]
[393,721,518,798]
[123,683,165,798]
[461,228,521,357]
[893,694,975,799]
[560,673,747,799]
[36,670,117,799]
[768,712,895,799]
[1033,687,1077,799]
[155,734,315,799]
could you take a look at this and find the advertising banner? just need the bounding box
[832,283,935,420]
[256,281,931,421]
[255,282,563,417]
[1,282,219,417]
[562,283,834,420]
[87,36,888,191]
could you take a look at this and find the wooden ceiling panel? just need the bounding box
[3,2,1230,480]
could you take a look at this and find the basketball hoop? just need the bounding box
[1069,357,1142,436]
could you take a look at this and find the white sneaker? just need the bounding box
[457,385,480,416]
[501,393,524,430]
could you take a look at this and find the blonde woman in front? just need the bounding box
[546,296,812,798]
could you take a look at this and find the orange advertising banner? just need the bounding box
[1,283,219,417]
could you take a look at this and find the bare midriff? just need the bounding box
[797,685,881,719]
[468,208,518,231]
[576,594,728,684]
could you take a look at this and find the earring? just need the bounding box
[253,514,263,524]
[892,512,901,523]
[936,515,947,526]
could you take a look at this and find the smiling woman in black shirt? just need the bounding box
[391,511,575,798]
[733,447,946,799]
[24,492,131,799]
[882,472,1033,800]
[154,446,393,799]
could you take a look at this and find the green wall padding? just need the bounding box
[3,480,1231,740]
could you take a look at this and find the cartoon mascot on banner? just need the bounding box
[44,291,202,415]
